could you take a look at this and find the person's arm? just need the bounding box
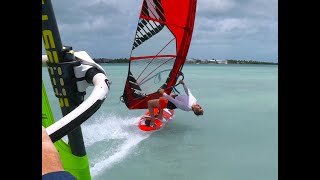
[179,80,192,96]
[163,92,186,109]
[42,127,64,175]
[159,89,183,107]
[42,126,77,179]
[163,93,178,103]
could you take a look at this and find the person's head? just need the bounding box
[192,103,203,116]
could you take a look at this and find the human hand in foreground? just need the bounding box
[42,126,64,175]
[158,88,165,95]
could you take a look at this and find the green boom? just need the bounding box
[42,81,91,179]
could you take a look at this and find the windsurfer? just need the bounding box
[146,80,203,127]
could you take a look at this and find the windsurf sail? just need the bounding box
[121,0,197,109]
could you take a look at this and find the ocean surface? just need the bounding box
[42,63,278,180]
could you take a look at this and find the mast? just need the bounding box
[42,0,86,156]
[42,1,110,180]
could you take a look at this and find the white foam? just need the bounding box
[80,113,151,177]
[90,135,146,177]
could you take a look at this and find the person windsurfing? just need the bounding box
[146,80,204,127]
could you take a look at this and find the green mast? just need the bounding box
[42,0,91,179]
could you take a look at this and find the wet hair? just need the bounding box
[193,108,204,116]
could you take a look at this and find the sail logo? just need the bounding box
[132,88,147,97]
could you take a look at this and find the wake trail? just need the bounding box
[80,112,152,177]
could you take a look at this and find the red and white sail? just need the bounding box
[121,0,197,109]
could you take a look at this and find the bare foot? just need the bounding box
[150,121,155,127]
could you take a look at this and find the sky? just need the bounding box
[42,0,278,62]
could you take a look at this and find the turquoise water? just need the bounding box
[42,64,278,180]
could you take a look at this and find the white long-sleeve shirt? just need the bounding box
[163,83,197,111]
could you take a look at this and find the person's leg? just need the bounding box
[147,99,160,126]
[158,108,163,120]
[158,97,168,121]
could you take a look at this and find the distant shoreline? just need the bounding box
[42,58,278,66]
[92,58,278,65]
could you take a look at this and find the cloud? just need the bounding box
[194,0,278,61]
[42,0,278,62]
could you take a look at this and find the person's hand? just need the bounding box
[42,126,64,175]
[158,88,165,95]
[179,80,184,85]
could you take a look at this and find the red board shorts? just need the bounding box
[159,97,168,109]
